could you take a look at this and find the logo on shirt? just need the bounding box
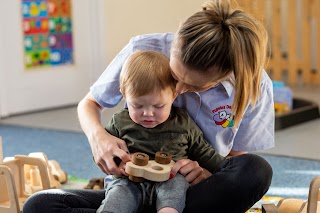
[212,105,234,128]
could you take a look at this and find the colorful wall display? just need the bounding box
[22,0,74,68]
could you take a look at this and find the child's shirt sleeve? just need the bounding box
[184,111,226,173]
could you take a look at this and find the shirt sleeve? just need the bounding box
[105,114,120,138]
[232,72,275,152]
[186,113,225,173]
[90,41,134,108]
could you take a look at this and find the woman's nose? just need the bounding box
[175,82,189,94]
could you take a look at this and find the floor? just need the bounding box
[1,85,320,160]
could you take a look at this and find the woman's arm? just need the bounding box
[77,92,130,176]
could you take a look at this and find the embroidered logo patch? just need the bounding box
[212,105,234,128]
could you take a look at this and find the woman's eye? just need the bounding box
[191,86,202,91]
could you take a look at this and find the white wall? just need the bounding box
[103,0,206,67]
[0,0,207,117]
[0,0,105,117]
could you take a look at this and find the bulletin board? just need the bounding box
[22,0,74,68]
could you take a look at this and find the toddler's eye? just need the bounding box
[154,105,164,108]
[132,105,142,109]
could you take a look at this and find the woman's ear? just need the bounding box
[173,92,178,100]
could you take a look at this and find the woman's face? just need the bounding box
[169,56,222,94]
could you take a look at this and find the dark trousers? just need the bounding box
[22,154,272,213]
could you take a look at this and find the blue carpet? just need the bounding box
[1,124,319,200]
[0,124,105,180]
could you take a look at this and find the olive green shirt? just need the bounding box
[106,107,225,173]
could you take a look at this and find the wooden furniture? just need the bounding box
[125,152,175,182]
[25,152,62,190]
[0,156,50,213]
[262,176,320,213]
[0,137,51,213]
[235,0,320,86]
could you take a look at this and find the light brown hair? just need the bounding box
[120,51,176,98]
[172,0,268,126]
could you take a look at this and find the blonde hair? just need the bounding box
[120,51,176,98]
[172,0,268,126]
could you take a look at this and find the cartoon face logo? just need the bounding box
[213,110,234,128]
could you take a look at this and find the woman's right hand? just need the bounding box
[91,129,131,176]
[78,92,131,177]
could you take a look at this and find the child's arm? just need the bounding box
[188,132,226,174]
[185,116,226,173]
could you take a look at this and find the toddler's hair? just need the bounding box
[120,51,176,98]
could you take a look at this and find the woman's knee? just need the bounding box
[23,189,62,213]
[231,154,273,191]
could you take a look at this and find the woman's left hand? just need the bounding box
[171,159,212,185]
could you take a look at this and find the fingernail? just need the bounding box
[170,173,175,179]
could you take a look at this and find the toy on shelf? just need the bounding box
[272,81,293,115]
[262,176,320,213]
[0,137,51,213]
[125,152,175,182]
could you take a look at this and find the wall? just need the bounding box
[0,0,208,117]
[0,0,104,117]
[102,0,206,68]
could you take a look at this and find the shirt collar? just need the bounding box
[220,80,234,97]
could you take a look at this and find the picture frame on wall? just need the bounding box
[22,0,74,69]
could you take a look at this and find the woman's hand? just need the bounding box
[91,129,131,177]
[171,159,212,185]
[78,92,131,177]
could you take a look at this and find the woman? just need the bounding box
[23,0,274,212]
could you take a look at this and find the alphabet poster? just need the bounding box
[22,0,74,68]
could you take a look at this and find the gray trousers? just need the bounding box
[96,173,189,213]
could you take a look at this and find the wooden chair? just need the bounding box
[0,137,51,213]
[262,176,320,213]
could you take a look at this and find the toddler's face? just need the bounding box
[126,87,175,128]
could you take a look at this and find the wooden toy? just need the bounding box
[48,159,68,184]
[262,176,320,213]
[0,137,68,213]
[262,203,278,213]
[22,152,62,192]
[125,152,175,182]
[0,137,51,213]
[83,177,104,190]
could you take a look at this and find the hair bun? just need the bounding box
[202,1,215,11]
[220,20,229,30]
